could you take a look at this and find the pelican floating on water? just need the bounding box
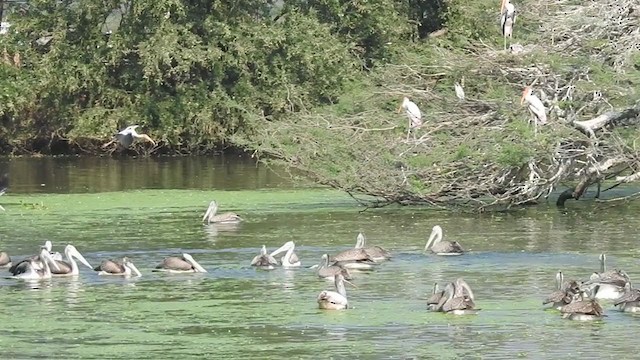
[427,283,445,311]
[436,278,477,315]
[424,225,465,256]
[354,233,391,263]
[94,257,142,277]
[250,245,278,270]
[202,200,242,224]
[9,240,63,273]
[0,251,11,268]
[613,283,640,313]
[582,254,629,300]
[153,253,207,273]
[270,241,301,267]
[543,271,579,310]
[560,287,604,321]
[315,254,352,280]
[50,245,94,276]
[9,248,61,280]
[317,273,354,310]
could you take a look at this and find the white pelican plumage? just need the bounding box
[397,97,422,140]
[520,86,547,134]
[153,253,207,273]
[0,251,11,268]
[354,232,391,263]
[94,257,142,277]
[582,254,629,300]
[102,125,155,149]
[202,200,242,224]
[614,283,640,313]
[270,241,301,267]
[454,79,465,100]
[500,0,517,50]
[9,240,63,273]
[51,245,94,276]
[9,248,61,280]
[424,225,465,256]
[250,245,278,270]
[317,273,354,310]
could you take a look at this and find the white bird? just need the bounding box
[454,80,465,101]
[500,0,517,50]
[397,97,422,141]
[317,273,354,310]
[270,241,301,267]
[9,248,61,280]
[103,125,155,149]
[50,244,94,276]
[520,86,547,134]
[0,173,7,211]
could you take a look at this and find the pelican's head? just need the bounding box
[320,254,330,267]
[520,86,532,106]
[202,200,219,223]
[271,241,295,257]
[123,258,142,277]
[43,240,53,252]
[182,253,207,273]
[355,233,366,248]
[260,245,268,256]
[65,244,93,269]
[182,253,194,262]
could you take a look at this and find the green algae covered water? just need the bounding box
[0,156,639,359]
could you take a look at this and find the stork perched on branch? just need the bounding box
[397,97,422,141]
[500,0,517,50]
[521,85,547,135]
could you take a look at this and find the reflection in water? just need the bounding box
[202,223,242,241]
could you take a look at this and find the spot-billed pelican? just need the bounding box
[9,240,63,273]
[427,283,445,311]
[560,287,604,321]
[521,86,547,134]
[582,254,629,300]
[354,233,391,263]
[316,254,352,280]
[317,273,355,310]
[424,225,464,255]
[270,241,301,267]
[153,253,207,273]
[202,200,242,224]
[94,257,142,277]
[51,245,94,276]
[437,278,478,315]
[0,251,11,268]
[102,125,155,149]
[251,245,278,270]
[9,248,61,280]
[613,283,640,313]
[543,271,580,310]
[397,97,422,141]
[500,0,517,50]
[454,79,465,101]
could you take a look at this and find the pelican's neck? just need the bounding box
[282,244,295,266]
[319,255,329,269]
[425,227,443,251]
[186,257,207,273]
[555,271,563,291]
[458,279,475,300]
[41,257,52,278]
[600,255,606,273]
[335,276,347,297]
[65,248,79,274]
[433,283,439,295]
[355,233,366,248]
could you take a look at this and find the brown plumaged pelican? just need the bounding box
[9,248,61,280]
[582,253,629,300]
[102,125,155,149]
[202,200,242,224]
[330,240,377,270]
[543,271,580,310]
[613,283,640,313]
[317,273,355,310]
[153,253,207,273]
[315,254,352,280]
[250,245,278,270]
[436,278,478,315]
[354,233,391,262]
[270,241,301,267]
[50,245,94,276]
[560,287,604,321]
[427,283,445,311]
[0,251,11,268]
[424,225,465,256]
[9,240,63,273]
[94,257,142,277]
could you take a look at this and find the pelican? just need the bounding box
[582,254,629,300]
[500,0,517,50]
[454,79,465,100]
[202,200,242,224]
[543,271,579,310]
[316,254,352,280]
[521,86,547,134]
[94,257,142,277]
[153,253,207,273]
[424,225,464,256]
[250,245,278,270]
[427,283,445,311]
[270,241,301,267]
[613,283,640,313]
[397,97,422,141]
[354,233,391,263]
[317,273,354,310]
[560,287,604,321]
[0,251,11,268]
[9,248,61,280]
[50,245,94,276]
[102,125,155,149]
[437,278,478,315]
[9,240,63,273]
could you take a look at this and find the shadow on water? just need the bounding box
[0,156,640,358]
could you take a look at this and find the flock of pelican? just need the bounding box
[2,199,637,320]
